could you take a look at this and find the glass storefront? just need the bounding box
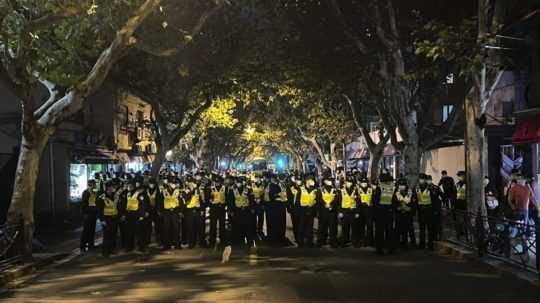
[69,164,87,202]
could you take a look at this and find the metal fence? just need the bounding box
[441,207,539,279]
[0,222,23,268]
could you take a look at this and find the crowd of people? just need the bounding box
[78,168,539,258]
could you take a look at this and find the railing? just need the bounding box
[441,207,539,279]
[0,222,23,268]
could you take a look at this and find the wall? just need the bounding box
[422,145,465,181]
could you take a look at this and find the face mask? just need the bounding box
[360,182,368,188]
[399,185,406,191]
[324,180,332,186]
[236,183,243,188]
[295,180,302,186]
[149,184,155,189]
[135,182,141,188]
[345,182,353,188]
[163,180,168,185]
[427,180,433,185]
[128,186,135,191]
[518,179,527,185]
[483,179,489,186]
[335,181,341,187]
[307,180,315,187]
[419,179,426,185]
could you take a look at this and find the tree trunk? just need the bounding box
[150,141,166,178]
[368,146,384,183]
[464,92,485,214]
[401,111,421,187]
[7,121,49,261]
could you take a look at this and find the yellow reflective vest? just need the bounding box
[88,191,97,207]
[186,190,201,209]
[379,182,394,205]
[211,186,226,205]
[300,187,317,207]
[341,189,357,209]
[162,188,180,209]
[102,194,118,217]
[252,185,264,203]
[321,188,335,208]
[456,184,466,200]
[126,191,141,211]
[358,187,373,206]
[417,188,432,206]
[234,189,249,208]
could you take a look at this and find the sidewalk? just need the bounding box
[1,221,103,288]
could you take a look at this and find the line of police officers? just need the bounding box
[80,171,443,257]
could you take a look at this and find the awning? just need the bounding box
[72,148,116,163]
[512,115,540,144]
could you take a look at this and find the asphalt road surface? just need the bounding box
[1,239,539,303]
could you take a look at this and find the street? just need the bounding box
[1,241,539,302]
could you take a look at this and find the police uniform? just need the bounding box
[454,173,468,240]
[375,180,396,254]
[209,182,227,246]
[416,179,436,249]
[318,181,339,247]
[297,182,317,247]
[394,183,417,249]
[339,184,360,247]
[159,184,182,249]
[227,183,255,246]
[183,185,205,248]
[80,184,98,251]
[119,186,149,252]
[266,178,289,245]
[358,181,376,246]
[251,182,266,239]
[97,188,120,256]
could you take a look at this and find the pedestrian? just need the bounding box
[146,178,161,245]
[317,176,339,248]
[80,179,98,252]
[251,177,266,240]
[288,175,302,244]
[267,174,289,246]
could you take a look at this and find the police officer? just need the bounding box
[339,177,360,247]
[318,176,339,247]
[375,177,396,255]
[80,179,99,252]
[209,176,227,247]
[296,176,317,248]
[251,177,266,240]
[394,179,417,250]
[159,178,182,250]
[145,178,161,245]
[97,181,120,257]
[358,177,376,246]
[228,177,255,247]
[119,181,148,252]
[266,174,289,246]
[183,177,204,248]
[416,174,437,250]
[288,175,302,243]
[455,170,468,240]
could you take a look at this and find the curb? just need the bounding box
[435,241,540,286]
